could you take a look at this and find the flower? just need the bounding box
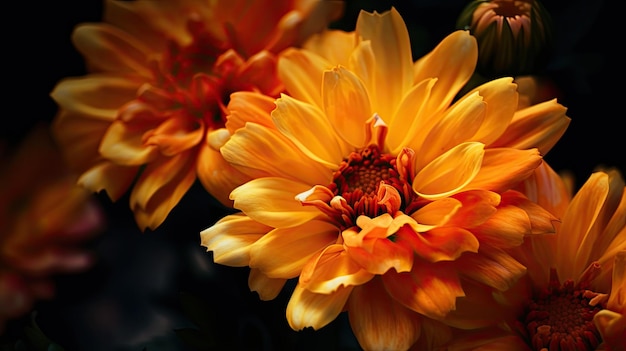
[0,125,105,332]
[440,163,626,351]
[50,0,345,231]
[456,0,553,78]
[201,7,571,350]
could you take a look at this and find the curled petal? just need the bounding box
[200,214,272,267]
[248,268,287,301]
[413,142,484,200]
[467,148,542,193]
[286,282,352,330]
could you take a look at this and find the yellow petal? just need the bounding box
[72,23,153,76]
[278,48,331,107]
[196,140,250,207]
[51,75,141,120]
[230,177,322,228]
[77,161,137,202]
[356,7,413,118]
[347,278,422,350]
[489,99,570,155]
[411,198,462,230]
[468,148,542,193]
[225,91,277,133]
[418,91,485,166]
[221,122,331,185]
[248,268,287,301]
[556,172,610,280]
[99,120,160,165]
[249,220,338,278]
[303,30,355,67]
[286,282,352,330]
[200,214,271,266]
[413,142,484,200]
[322,66,372,147]
[464,77,519,145]
[272,94,349,168]
[413,30,477,114]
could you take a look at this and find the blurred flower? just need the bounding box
[50,0,345,231]
[441,164,626,351]
[456,0,553,78]
[201,7,570,350]
[0,125,105,332]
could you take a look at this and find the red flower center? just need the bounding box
[524,270,603,351]
[327,145,418,225]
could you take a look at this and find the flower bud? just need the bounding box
[456,0,553,77]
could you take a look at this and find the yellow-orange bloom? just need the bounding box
[51,0,345,231]
[440,164,626,351]
[201,8,570,350]
[0,126,105,332]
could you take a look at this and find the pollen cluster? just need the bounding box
[525,279,602,351]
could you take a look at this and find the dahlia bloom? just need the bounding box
[201,7,571,349]
[441,164,626,351]
[0,126,104,332]
[51,0,345,231]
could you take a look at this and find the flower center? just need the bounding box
[524,271,603,351]
[327,145,416,223]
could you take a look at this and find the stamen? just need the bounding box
[524,269,603,351]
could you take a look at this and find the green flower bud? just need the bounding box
[456,0,553,77]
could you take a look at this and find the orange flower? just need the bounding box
[441,164,626,351]
[51,0,345,231]
[201,8,570,350]
[0,126,105,332]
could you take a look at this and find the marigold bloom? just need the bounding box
[0,126,105,332]
[50,0,345,231]
[456,0,553,77]
[201,7,571,349]
[441,164,626,351]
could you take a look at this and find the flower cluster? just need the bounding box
[5,0,623,350]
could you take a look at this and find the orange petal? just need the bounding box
[300,245,373,294]
[200,213,271,267]
[413,227,479,262]
[225,91,277,133]
[77,161,137,202]
[383,260,464,319]
[248,268,287,301]
[456,245,527,292]
[348,278,422,350]
[278,48,331,106]
[130,151,196,231]
[286,282,352,330]
[468,148,542,193]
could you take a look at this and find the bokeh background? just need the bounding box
[2,0,623,350]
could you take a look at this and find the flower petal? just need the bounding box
[200,213,272,266]
[322,66,372,147]
[272,94,349,167]
[221,122,331,185]
[456,245,527,292]
[248,268,287,301]
[278,48,331,107]
[413,142,484,200]
[249,220,339,278]
[286,282,352,330]
[230,177,322,228]
[467,148,542,193]
[348,278,422,350]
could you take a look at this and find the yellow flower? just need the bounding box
[0,126,105,332]
[50,0,345,231]
[441,164,626,351]
[201,8,570,350]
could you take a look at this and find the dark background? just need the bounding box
[2,1,623,350]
